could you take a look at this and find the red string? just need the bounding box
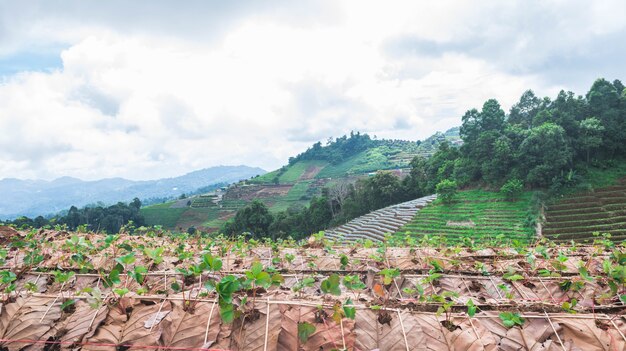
[0,338,231,351]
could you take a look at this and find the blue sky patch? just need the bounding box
[0,50,64,77]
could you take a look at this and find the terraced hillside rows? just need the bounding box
[325,194,437,242]
[544,177,626,242]
[396,190,535,244]
[0,228,623,350]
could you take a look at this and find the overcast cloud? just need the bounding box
[1,0,625,180]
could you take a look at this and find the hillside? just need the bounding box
[0,228,623,350]
[543,163,626,242]
[0,165,265,219]
[142,129,461,232]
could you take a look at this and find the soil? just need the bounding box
[299,165,325,180]
[0,225,19,245]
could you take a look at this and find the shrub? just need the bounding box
[436,179,458,204]
[500,179,523,200]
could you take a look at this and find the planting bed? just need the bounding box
[325,195,437,242]
[544,177,626,242]
[396,190,535,245]
[0,228,623,350]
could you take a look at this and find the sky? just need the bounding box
[1,0,625,181]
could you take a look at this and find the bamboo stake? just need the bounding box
[203,301,217,346]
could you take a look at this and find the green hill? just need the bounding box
[141,128,461,232]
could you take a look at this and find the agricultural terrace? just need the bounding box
[396,190,536,245]
[544,176,626,242]
[0,227,624,350]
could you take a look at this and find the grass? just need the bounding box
[396,190,535,244]
[279,160,327,183]
[267,181,313,212]
[581,159,626,188]
[141,207,187,229]
[144,201,176,209]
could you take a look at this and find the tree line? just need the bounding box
[2,198,145,234]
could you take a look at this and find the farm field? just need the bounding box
[544,176,626,242]
[141,202,228,232]
[0,227,623,350]
[325,194,437,242]
[395,190,535,244]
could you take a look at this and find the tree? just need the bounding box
[436,179,458,204]
[579,117,605,163]
[500,179,524,200]
[508,90,541,129]
[519,123,572,187]
[327,181,351,218]
[223,200,273,238]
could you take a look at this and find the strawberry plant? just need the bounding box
[499,312,525,328]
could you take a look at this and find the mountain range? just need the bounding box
[0,165,266,219]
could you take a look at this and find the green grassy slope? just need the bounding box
[396,190,535,244]
[543,163,626,242]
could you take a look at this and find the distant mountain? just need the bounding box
[0,165,266,219]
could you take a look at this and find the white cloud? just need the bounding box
[0,0,624,180]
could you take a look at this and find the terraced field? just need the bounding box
[396,190,535,244]
[325,194,437,242]
[544,177,626,242]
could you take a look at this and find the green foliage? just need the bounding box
[436,179,458,204]
[343,275,366,291]
[500,179,524,200]
[343,298,356,319]
[499,312,525,328]
[320,274,341,296]
[222,200,273,238]
[297,322,316,343]
[380,268,400,285]
[466,299,477,317]
[7,198,145,234]
[245,262,271,289]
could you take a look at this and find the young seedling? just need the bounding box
[343,275,366,300]
[293,277,315,297]
[499,312,525,328]
[321,274,341,296]
[298,322,316,344]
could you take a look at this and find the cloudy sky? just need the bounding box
[1,1,625,181]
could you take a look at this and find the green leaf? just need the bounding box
[298,322,316,343]
[466,299,476,317]
[255,271,271,289]
[250,261,263,277]
[271,273,284,286]
[60,299,76,311]
[171,282,181,292]
[113,288,129,297]
[578,266,594,281]
[499,312,524,328]
[321,274,341,296]
[343,275,366,291]
[380,268,400,285]
[202,253,223,272]
[339,254,349,270]
[219,302,235,323]
[343,298,356,319]
[116,252,136,266]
